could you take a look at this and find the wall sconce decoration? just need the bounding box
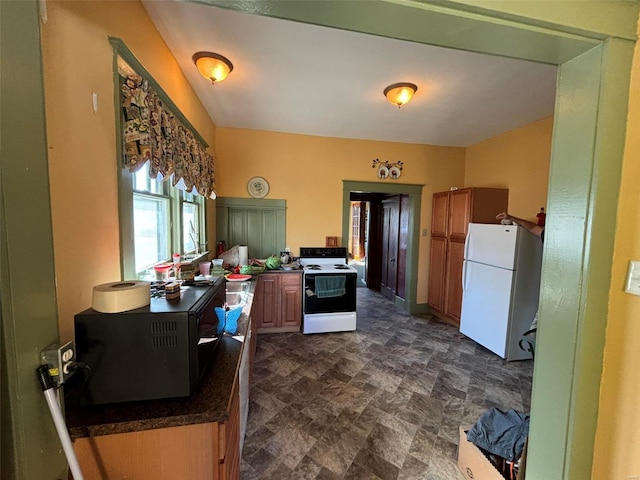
[372,158,404,179]
[383,82,417,108]
[192,51,234,84]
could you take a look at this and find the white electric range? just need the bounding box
[299,247,357,334]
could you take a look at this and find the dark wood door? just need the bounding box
[396,196,409,300]
[380,197,400,300]
[365,198,383,291]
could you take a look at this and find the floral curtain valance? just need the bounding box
[119,72,216,199]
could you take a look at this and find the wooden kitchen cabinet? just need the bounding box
[254,272,302,333]
[219,378,241,480]
[73,377,241,480]
[427,236,447,313]
[428,187,508,326]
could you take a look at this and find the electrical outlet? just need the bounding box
[625,260,640,296]
[40,341,76,386]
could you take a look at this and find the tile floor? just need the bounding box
[241,288,533,480]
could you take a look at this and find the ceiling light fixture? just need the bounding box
[383,82,417,108]
[192,51,234,84]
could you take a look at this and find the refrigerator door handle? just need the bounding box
[462,260,467,291]
[464,230,471,260]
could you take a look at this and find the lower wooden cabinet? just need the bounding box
[253,272,302,333]
[219,379,240,480]
[427,236,447,313]
[443,238,465,324]
[73,379,240,480]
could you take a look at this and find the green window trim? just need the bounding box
[110,37,208,279]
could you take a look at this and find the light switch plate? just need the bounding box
[624,260,640,296]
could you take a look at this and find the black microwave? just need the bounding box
[73,279,225,406]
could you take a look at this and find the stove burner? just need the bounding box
[333,265,350,269]
[306,265,322,270]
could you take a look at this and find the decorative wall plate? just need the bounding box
[389,166,402,179]
[377,165,389,179]
[247,176,269,198]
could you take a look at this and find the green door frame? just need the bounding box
[1,1,67,478]
[202,1,636,478]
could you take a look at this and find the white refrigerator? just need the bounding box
[460,223,543,361]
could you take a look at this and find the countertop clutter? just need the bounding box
[65,269,303,479]
[64,280,255,439]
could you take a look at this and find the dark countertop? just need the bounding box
[65,280,256,439]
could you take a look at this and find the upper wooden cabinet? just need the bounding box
[431,192,450,238]
[428,187,508,326]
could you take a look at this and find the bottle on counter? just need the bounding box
[536,207,546,226]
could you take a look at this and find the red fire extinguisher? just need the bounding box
[536,208,546,226]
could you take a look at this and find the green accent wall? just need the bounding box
[216,197,287,259]
[0,1,66,478]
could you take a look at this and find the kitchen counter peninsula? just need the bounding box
[65,279,257,480]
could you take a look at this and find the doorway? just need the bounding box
[349,200,368,288]
[343,181,423,312]
[352,194,410,301]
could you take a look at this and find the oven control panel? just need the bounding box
[299,247,347,259]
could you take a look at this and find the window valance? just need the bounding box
[111,37,216,199]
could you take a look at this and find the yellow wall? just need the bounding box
[41,0,217,342]
[215,128,466,303]
[592,17,640,480]
[464,116,553,221]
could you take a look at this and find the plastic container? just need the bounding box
[154,265,172,280]
[212,259,224,268]
[199,262,211,276]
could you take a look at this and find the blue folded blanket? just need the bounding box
[315,275,346,298]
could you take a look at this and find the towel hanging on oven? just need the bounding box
[315,275,346,298]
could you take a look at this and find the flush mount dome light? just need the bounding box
[383,82,417,108]
[192,51,234,84]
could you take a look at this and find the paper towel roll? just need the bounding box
[92,281,151,313]
[238,245,249,265]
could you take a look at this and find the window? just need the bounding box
[124,164,205,278]
[132,167,171,273]
[181,190,202,255]
[112,40,212,280]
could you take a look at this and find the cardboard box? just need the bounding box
[458,426,508,480]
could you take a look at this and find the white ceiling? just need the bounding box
[142,1,558,148]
